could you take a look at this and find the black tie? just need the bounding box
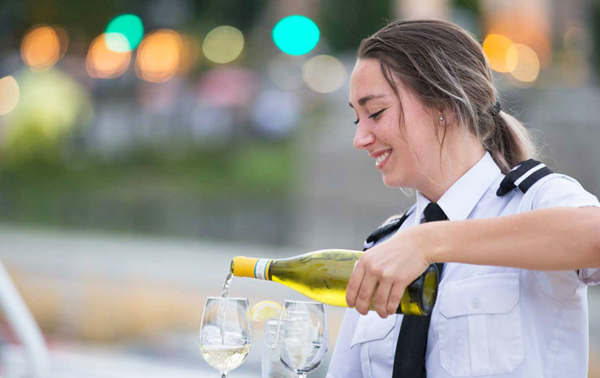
[392,202,447,378]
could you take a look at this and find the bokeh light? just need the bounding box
[0,76,20,116]
[202,26,244,64]
[198,67,258,108]
[485,7,552,68]
[105,14,144,52]
[54,26,69,59]
[178,34,201,75]
[272,15,320,56]
[86,33,132,79]
[136,29,182,83]
[507,43,540,83]
[1,69,93,164]
[267,53,305,90]
[302,55,347,93]
[21,25,61,72]
[483,34,514,73]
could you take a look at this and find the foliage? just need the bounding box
[318,0,392,53]
[0,141,293,239]
[591,0,600,78]
[453,0,481,15]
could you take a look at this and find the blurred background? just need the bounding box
[1,0,599,376]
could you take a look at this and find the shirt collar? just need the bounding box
[415,151,501,224]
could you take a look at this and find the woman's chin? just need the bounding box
[382,175,403,188]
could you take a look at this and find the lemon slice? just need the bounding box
[251,300,282,322]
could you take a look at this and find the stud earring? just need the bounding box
[439,115,445,123]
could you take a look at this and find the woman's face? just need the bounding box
[349,58,443,190]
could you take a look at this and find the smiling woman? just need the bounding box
[328,19,600,378]
[347,57,486,192]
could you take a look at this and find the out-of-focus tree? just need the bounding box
[318,0,392,53]
[453,0,481,15]
[193,0,267,31]
[591,0,600,78]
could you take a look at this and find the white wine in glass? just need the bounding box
[200,297,252,378]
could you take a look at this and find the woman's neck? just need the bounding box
[419,136,485,203]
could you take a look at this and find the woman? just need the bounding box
[328,19,600,378]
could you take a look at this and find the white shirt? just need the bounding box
[327,152,600,378]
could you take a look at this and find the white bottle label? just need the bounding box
[255,259,270,280]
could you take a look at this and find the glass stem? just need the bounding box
[221,372,227,378]
[296,374,307,378]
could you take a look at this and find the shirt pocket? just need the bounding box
[438,273,524,377]
[350,313,397,378]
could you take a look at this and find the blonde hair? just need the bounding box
[358,19,538,173]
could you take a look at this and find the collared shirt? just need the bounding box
[327,151,600,378]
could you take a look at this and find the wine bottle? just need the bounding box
[230,249,438,316]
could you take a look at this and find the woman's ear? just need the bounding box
[438,109,455,126]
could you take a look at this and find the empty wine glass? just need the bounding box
[200,297,252,378]
[276,300,328,378]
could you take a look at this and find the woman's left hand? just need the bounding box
[346,224,433,318]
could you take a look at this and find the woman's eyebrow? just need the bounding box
[349,94,388,108]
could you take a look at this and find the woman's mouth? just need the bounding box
[375,150,392,170]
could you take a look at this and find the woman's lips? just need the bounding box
[375,150,392,170]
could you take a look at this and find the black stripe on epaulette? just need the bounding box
[518,166,553,193]
[497,159,554,196]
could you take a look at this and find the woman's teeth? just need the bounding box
[375,151,391,166]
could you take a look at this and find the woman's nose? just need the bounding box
[353,122,375,150]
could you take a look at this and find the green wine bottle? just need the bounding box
[231,249,438,316]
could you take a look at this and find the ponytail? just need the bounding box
[485,109,538,174]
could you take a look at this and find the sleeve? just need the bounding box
[527,174,600,286]
[327,308,362,378]
[529,174,600,210]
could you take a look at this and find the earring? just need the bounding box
[439,115,445,123]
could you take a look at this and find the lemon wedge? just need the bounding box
[251,300,282,322]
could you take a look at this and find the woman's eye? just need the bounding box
[353,108,387,125]
[369,108,387,120]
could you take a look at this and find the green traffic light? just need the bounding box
[105,14,144,52]
[272,15,320,56]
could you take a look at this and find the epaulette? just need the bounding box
[497,159,553,196]
[363,208,412,251]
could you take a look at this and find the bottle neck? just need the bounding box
[232,257,272,280]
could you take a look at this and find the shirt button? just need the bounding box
[471,298,480,309]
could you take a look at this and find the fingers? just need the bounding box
[346,261,365,309]
[348,250,414,318]
[386,282,407,316]
[348,254,396,317]
[374,280,392,318]
[354,272,378,315]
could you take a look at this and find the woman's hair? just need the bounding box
[357,19,538,174]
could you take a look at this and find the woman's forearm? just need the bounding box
[426,207,600,270]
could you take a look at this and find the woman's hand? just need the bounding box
[346,224,433,318]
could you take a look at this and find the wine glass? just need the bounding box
[200,297,252,378]
[276,300,328,378]
[262,318,296,377]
